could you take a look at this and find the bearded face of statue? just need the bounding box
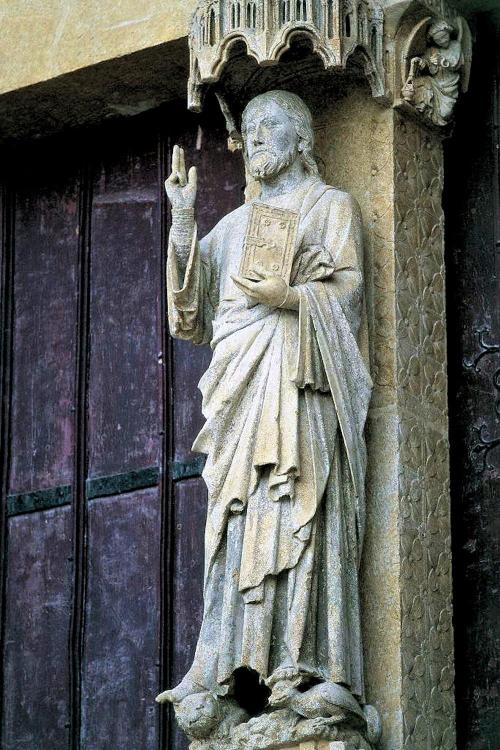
[242,99,301,181]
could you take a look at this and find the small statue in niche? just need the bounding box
[402,18,471,127]
[156,90,378,746]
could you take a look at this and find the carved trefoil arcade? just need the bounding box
[188,0,386,109]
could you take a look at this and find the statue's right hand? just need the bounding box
[165,145,197,210]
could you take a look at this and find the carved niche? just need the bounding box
[396,8,472,128]
[187,0,386,110]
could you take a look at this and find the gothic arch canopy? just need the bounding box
[187,0,386,110]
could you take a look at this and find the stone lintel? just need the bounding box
[0,38,189,144]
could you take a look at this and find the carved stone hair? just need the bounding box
[241,90,319,176]
[428,19,455,40]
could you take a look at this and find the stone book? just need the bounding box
[239,203,299,284]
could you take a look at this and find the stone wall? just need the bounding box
[0,0,190,95]
[314,89,402,749]
[312,84,453,749]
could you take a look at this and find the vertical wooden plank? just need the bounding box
[68,154,92,750]
[81,489,161,750]
[444,19,500,749]
[170,477,207,750]
[2,507,73,749]
[1,140,80,749]
[83,113,166,750]
[157,115,173,750]
[0,161,14,748]
[8,146,80,493]
[172,340,212,464]
[0,103,244,750]
[171,478,207,684]
[87,114,162,479]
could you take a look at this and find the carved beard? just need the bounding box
[248,143,298,180]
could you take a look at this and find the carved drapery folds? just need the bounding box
[395,5,472,128]
[169,3,474,749]
[187,0,386,109]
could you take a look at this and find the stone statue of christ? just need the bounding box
[156,90,372,740]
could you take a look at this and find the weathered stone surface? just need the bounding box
[0,40,189,144]
[0,0,190,96]
[190,710,373,750]
[152,59,457,747]
[0,2,465,747]
[400,16,472,127]
[393,114,455,750]
[187,0,385,110]
[313,90,403,748]
[313,83,455,749]
[219,72,455,748]
[158,89,377,748]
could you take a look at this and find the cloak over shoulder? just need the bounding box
[167,179,372,596]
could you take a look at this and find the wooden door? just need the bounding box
[444,17,500,750]
[0,100,244,750]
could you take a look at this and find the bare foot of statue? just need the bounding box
[156,673,203,705]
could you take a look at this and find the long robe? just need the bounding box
[167,177,372,701]
[413,40,464,126]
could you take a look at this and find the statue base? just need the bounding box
[190,709,374,750]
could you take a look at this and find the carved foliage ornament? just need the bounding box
[394,115,455,748]
[188,0,385,110]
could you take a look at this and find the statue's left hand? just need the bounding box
[231,270,298,310]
